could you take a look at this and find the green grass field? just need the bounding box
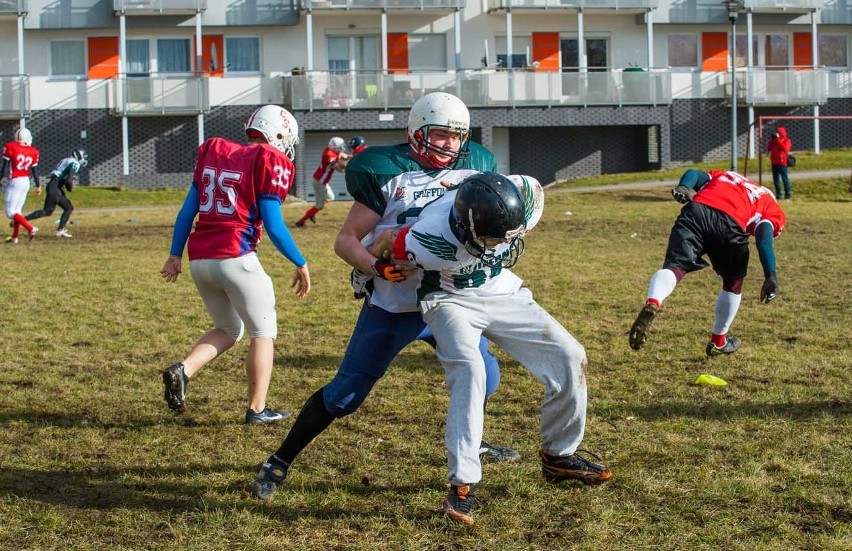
[0,172,850,550]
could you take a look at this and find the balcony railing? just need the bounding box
[113,0,206,14]
[723,67,828,106]
[0,74,29,119]
[304,0,464,9]
[0,0,27,15]
[283,68,671,111]
[112,74,209,116]
[745,0,824,10]
[488,0,656,9]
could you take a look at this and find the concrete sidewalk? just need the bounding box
[547,168,851,194]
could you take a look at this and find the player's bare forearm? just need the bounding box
[366,229,398,260]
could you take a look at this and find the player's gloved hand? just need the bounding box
[350,268,374,300]
[760,272,778,303]
[371,261,410,282]
[671,185,696,204]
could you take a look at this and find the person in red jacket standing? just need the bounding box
[768,126,793,200]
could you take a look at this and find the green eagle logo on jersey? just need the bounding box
[411,230,458,261]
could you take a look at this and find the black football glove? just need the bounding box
[760,273,778,304]
[671,185,696,205]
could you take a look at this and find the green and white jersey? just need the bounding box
[398,174,545,303]
[346,142,495,313]
[401,190,524,301]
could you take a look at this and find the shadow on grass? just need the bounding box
[620,193,671,203]
[608,399,851,421]
[0,462,441,521]
[0,409,248,429]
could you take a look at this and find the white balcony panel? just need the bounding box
[0,74,29,118]
[28,77,111,110]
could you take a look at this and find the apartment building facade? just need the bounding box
[0,0,850,198]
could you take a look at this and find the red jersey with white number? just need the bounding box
[2,142,39,179]
[312,147,340,184]
[694,170,786,237]
[187,137,294,261]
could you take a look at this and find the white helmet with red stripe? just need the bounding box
[15,127,32,146]
[245,105,300,160]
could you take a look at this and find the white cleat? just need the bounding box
[56,228,72,238]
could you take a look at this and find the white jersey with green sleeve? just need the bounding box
[345,142,496,313]
[400,174,545,302]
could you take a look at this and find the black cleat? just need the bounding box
[540,449,612,485]
[162,363,188,413]
[706,335,742,357]
[251,455,289,500]
[441,484,476,525]
[629,303,658,350]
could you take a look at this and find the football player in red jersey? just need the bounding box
[160,105,311,425]
[629,168,786,356]
[294,136,349,227]
[1,128,41,243]
[348,135,368,156]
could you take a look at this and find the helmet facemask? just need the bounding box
[407,92,472,170]
[453,172,527,269]
[409,125,471,169]
[458,210,525,269]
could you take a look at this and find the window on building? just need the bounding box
[734,35,757,68]
[560,38,608,71]
[819,35,848,68]
[668,34,698,68]
[50,40,86,77]
[158,38,191,73]
[226,37,260,73]
[764,34,789,68]
[496,35,532,69]
[409,34,446,71]
[127,39,150,74]
[327,36,379,74]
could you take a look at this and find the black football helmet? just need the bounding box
[453,172,526,269]
[72,148,88,167]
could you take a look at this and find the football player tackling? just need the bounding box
[161,105,310,425]
[251,93,517,503]
[365,172,612,524]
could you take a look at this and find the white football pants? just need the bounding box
[4,177,30,218]
[421,287,588,486]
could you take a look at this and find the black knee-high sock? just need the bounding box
[272,387,335,466]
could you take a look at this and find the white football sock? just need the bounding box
[712,290,742,336]
[647,269,678,306]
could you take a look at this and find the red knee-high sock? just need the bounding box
[12,214,32,237]
[299,206,320,224]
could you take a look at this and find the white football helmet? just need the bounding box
[328,137,346,153]
[245,105,300,161]
[407,92,471,169]
[15,127,32,146]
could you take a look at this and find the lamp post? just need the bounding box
[725,0,743,171]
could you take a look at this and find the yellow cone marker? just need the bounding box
[694,373,727,386]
